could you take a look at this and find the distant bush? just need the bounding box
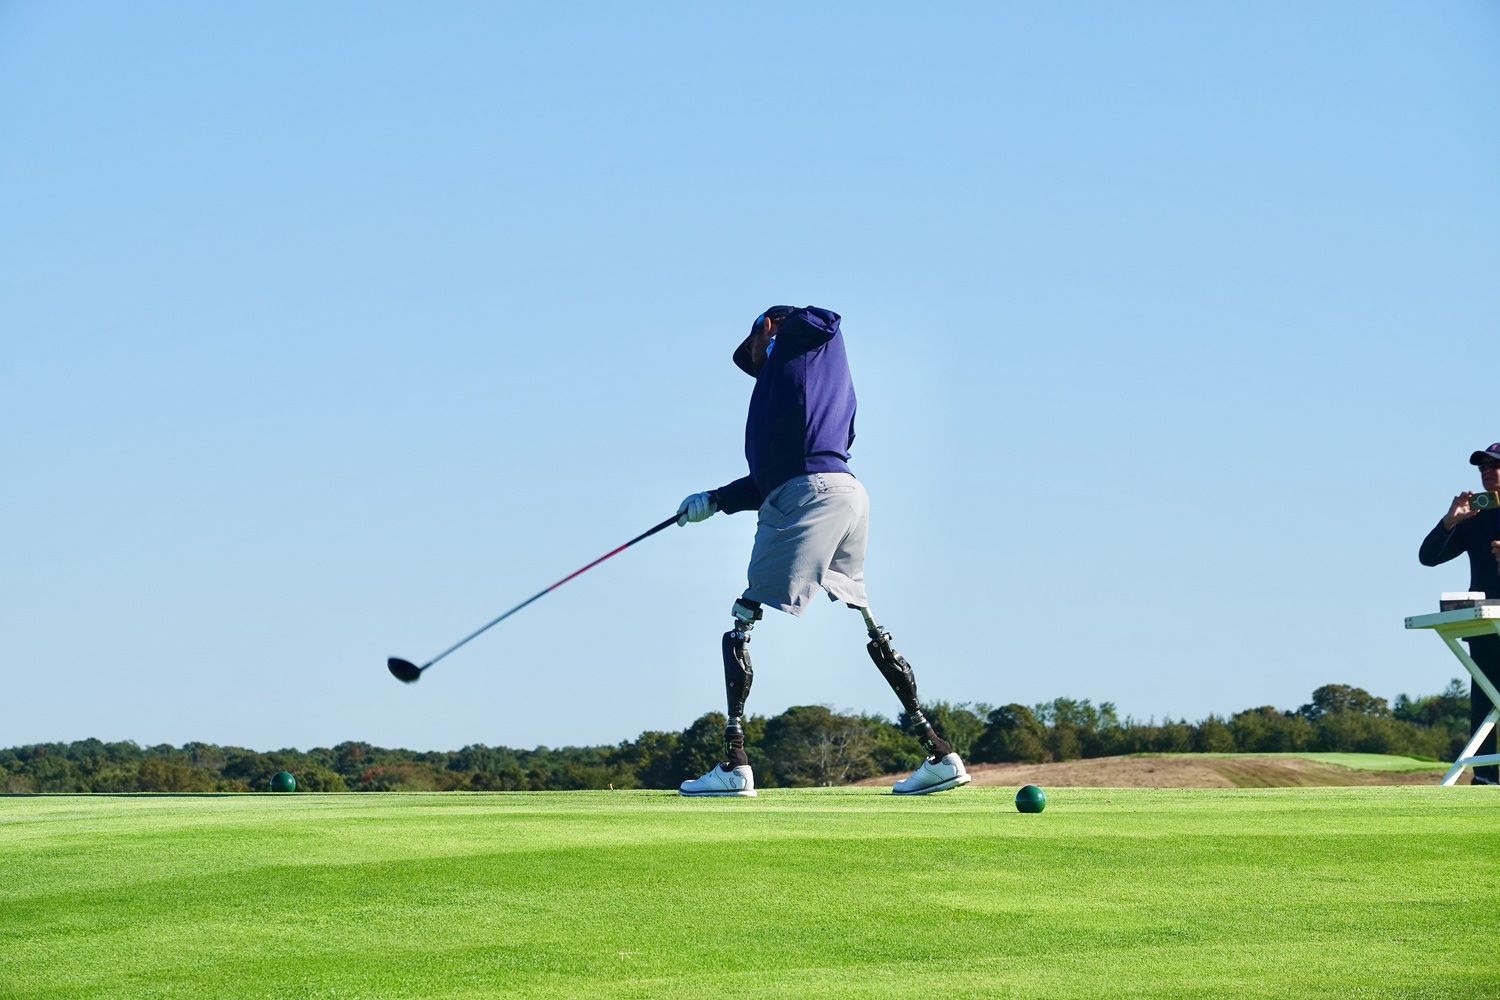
[0,680,1473,793]
[1394,679,1470,761]
[971,704,1048,763]
[761,705,882,787]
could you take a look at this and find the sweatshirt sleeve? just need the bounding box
[712,476,763,515]
[776,313,836,351]
[1419,518,1467,567]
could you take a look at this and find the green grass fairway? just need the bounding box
[1268,753,1446,772]
[1160,752,1448,773]
[4,789,1498,998]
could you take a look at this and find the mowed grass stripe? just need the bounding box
[1,788,1496,999]
[1159,752,1449,773]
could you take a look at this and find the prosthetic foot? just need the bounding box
[856,605,970,793]
[679,763,757,797]
[892,753,970,795]
[719,599,759,771]
[678,599,761,798]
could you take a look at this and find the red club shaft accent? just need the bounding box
[415,513,681,671]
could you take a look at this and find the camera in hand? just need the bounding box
[1472,491,1500,511]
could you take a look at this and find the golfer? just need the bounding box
[1419,442,1500,785]
[674,305,969,796]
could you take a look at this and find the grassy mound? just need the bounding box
[1167,752,1447,772]
[953,752,1450,789]
[2,788,1496,998]
[1262,752,1445,771]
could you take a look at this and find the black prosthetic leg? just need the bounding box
[720,599,761,770]
[858,606,953,762]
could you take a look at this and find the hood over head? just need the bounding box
[732,305,841,376]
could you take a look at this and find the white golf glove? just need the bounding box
[677,491,717,526]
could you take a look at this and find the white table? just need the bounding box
[1405,605,1500,785]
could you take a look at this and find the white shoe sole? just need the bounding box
[677,788,757,797]
[892,773,972,796]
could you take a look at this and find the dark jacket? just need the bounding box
[712,307,857,514]
[1419,509,1500,599]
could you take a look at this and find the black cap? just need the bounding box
[1470,443,1500,466]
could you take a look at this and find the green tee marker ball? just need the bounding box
[1015,784,1045,813]
[269,771,296,793]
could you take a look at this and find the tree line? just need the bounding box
[0,680,1472,793]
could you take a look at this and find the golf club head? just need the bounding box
[387,657,423,684]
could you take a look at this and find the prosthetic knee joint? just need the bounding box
[721,599,762,765]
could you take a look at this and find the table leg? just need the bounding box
[1438,632,1500,707]
[1443,707,1500,786]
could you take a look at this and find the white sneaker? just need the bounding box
[678,763,757,797]
[892,753,971,795]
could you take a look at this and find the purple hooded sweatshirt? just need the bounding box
[712,306,857,514]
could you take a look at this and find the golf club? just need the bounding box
[388,512,681,683]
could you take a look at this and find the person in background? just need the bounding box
[1419,442,1500,784]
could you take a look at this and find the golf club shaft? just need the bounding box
[419,513,681,669]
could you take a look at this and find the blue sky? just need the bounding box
[2,2,1498,752]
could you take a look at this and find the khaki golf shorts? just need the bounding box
[743,472,869,616]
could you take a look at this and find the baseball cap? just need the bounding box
[1469,443,1500,466]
